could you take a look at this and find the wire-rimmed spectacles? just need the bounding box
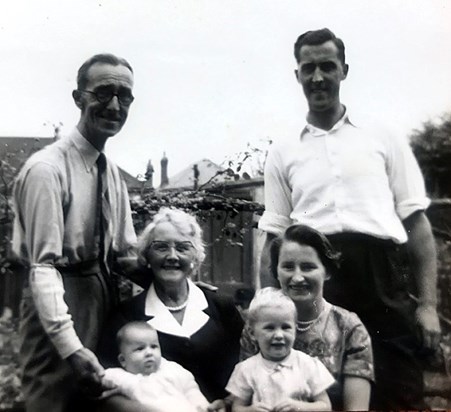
[150,241,194,255]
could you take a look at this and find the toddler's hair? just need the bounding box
[116,321,157,352]
[247,287,297,326]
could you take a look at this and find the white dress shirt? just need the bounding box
[226,350,334,409]
[259,112,429,243]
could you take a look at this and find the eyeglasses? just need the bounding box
[150,241,194,255]
[78,88,134,106]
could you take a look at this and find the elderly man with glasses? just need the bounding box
[12,53,138,412]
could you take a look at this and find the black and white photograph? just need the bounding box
[0,1,450,411]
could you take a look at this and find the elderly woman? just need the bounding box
[99,208,243,410]
[241,224,375,411]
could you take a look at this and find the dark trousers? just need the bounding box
[19,269,113,412]
[324,233,427,410]
[1,264,25,317]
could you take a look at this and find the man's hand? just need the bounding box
[97,375,121,400]
[415,304,441,351]
[67,347,105,397]
[114,256,151,289]
[403,211,441,352]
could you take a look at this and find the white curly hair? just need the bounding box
[136,207,206,269]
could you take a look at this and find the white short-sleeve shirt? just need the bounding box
[226,350,334,410]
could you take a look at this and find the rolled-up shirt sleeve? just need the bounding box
[30,265,83,358]
[258,145,294,235]
[385,129,430,220]
[15,162,82,359]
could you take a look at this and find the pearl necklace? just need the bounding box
[164,299,189,312]
[296,316,320,332]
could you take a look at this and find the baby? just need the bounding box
[102,321,209,412]
[226,288,334,412]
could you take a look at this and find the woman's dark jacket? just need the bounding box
[98,285,244,401]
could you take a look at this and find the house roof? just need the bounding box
[162,158,226,189]
[0,136,142,191]
[0,136,55,172]
[119,167,143,191]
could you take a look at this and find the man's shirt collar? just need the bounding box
[69,127,102,172]
[300,108,357,139]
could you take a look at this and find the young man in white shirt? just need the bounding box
[259,28,440,410]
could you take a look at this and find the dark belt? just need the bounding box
[326,232,399,248]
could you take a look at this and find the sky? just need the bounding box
[1,0,451,181]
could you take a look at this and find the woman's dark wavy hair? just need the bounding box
[269,224,341,281]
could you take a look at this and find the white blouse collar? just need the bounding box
[144,278,209,338]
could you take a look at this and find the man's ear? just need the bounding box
[72,89,83,110]
[118,353,126,369]
[294,69,301,83]
[342,63,349,80]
